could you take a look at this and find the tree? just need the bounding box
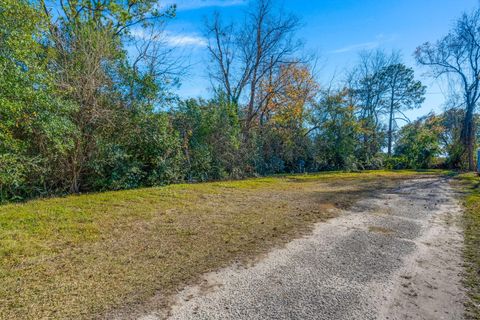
[394,113,443,169]
[173,95,241,181]
[380,64,426,156]
[260,63,318,124]
[439,108,466,168]
[416,8,480,170]
[257,63,319,173]
[310,89,361,170]
[346,50,400,165]
[38,0,176,192]
[0,0,75,201]
[205,0,303,138]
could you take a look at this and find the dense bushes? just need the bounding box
[393,114,443,169]
[0,0,475,203]
[87,111,185,190]
[0,0,76,200]
[173,97,242,181]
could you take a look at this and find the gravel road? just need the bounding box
[142,178,466,320]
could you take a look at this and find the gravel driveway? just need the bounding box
[143,178,466,320]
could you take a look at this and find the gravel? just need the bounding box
[141,178,466,320]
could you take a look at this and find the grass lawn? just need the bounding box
[453,173,480,319]
[0,170,444,319]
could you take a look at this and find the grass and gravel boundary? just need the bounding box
[453,173,480,319]
[0,170,446,319]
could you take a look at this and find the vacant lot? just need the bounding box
[0,170,443,319]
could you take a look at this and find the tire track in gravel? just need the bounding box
[140,178,466,320]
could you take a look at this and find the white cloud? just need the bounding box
[329,34,396,54]
[330,41,379,54]
[161,0,248,11]
[164,33,207,47]
[131,29,207,47]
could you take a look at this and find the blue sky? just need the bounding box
[159,0,478,120]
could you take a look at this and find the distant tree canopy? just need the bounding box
[0,0,478,202]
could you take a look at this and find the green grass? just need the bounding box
[453,173,480,319]
[0,170,445,319]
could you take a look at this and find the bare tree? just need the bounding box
[126,25,189,108]
[416,8,480,170]
[205,0,303,138]
[347,50,400,127]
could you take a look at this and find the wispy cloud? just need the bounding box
[162,0,248,11]
[164,33,207,47]
[329,34,396,54]
[330,41,380,54]
[131,29,207,47]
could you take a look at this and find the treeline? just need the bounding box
[0,0,479,202]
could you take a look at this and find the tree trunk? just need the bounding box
[387,96,394,157]
[69,142,82,193]
[461,104,476,171]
